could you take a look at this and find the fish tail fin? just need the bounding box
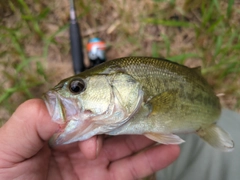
[197,124,234,152]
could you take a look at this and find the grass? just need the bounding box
[0,0,240,126]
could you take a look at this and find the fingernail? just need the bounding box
[95,135,102,159]
[95,136,99,159]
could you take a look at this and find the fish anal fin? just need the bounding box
[145,132,185,144]
[146,90,177,116]
[197,124,234,152]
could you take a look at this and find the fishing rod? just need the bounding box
[69,0,106,74]
[69,0,84,74]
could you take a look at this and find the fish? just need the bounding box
[43,57,234,151]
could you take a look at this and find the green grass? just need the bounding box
[0,0,69,123]
[0,0,240,125]
[146,0,240,110]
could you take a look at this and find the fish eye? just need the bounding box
[69,79,85,94]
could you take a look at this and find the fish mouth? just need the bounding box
[42,91,79,125]
[43,91,66,124]
[43,91,86,146]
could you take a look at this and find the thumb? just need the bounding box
[0,99,59,164]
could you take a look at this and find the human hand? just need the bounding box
[0,99,180,180]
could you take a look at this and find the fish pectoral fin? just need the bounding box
[146,90,177,116]
[197,124,234,152]
[144,132,185,144]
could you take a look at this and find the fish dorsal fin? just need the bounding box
[146,90,177,116]
[192,66,202,75]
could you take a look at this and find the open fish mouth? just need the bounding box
[43,91,65,124]
[42,91,79,125]
[43,91,89,146]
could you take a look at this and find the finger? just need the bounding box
[100,135,156,161]
[0,99,59,164]
[52,141,80,152]
[109,145,180,180]
[79,135,103,160]
[53,136,102,160]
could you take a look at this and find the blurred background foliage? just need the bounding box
[0,0,240,126]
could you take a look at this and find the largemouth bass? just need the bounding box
[43,57,234,151]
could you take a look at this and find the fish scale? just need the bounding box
[43,57,234,151]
